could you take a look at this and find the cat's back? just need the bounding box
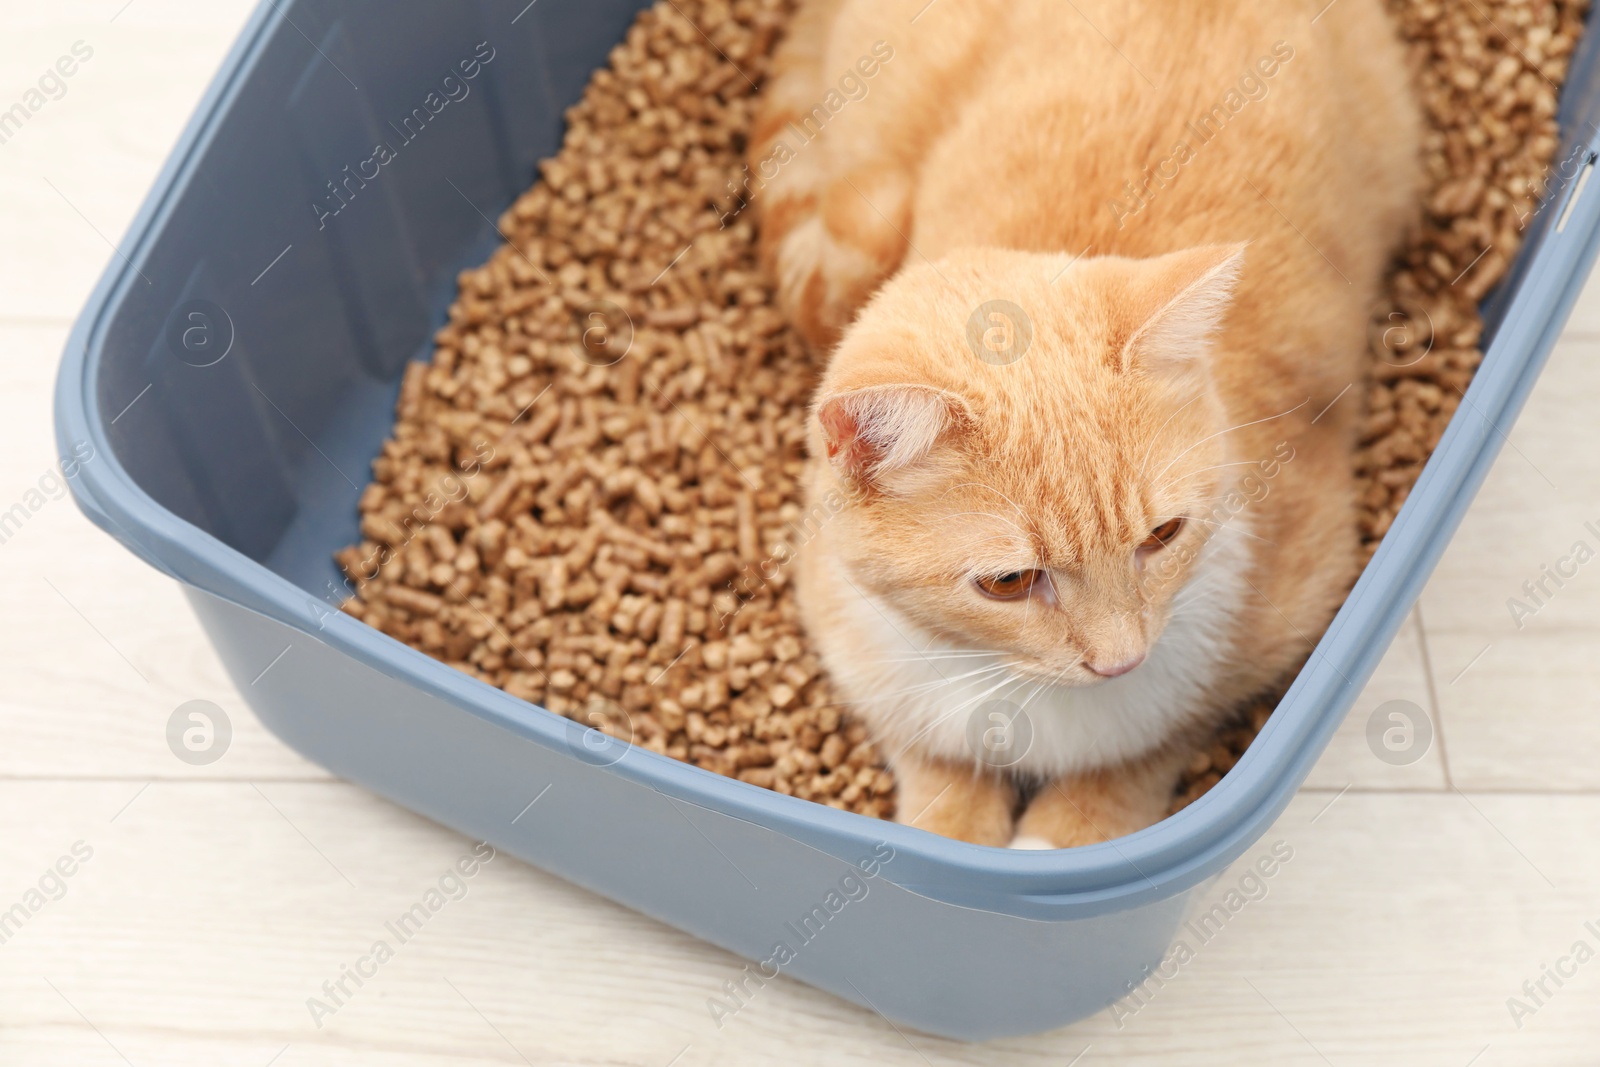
[897,0,1418,267]
[846,0,1422,420]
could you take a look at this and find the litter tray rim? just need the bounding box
[52,0,1600,919]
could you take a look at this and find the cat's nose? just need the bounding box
[1086,651,1145,678]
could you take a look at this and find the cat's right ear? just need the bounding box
[816,384,970,485]
[1116,243,1247,376]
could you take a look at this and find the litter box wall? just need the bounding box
[186,584,1190,1037]
[54,0,1600,1042]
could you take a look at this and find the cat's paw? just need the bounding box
[1007,834,1057,851]
[892,756,1017,846]
[1012,796,1121,849]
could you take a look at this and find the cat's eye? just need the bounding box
[1142,518,1185,550]
[973,569,1042,600]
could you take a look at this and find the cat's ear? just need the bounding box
[1117,243,1247,374]
[816,384,970,484]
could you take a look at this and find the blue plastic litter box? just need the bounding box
[53,0,1600,1041]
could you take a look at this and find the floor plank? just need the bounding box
[1419,339,1600,789]
[0,4,256,321]
[3,786,1598,1066]
[1303,608,1448,791]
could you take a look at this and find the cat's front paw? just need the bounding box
[1011,788,1124,850]
[1006,822,1111,850]
[892,755,1016,846]
[1007,834,1057,851]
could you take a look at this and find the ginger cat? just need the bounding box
[751,0,1421,847]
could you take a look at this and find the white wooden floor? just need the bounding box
[4,3,1600,1064]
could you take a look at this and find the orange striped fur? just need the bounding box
[756,0,1421,847]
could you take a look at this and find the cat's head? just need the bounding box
[811,243,1253,686]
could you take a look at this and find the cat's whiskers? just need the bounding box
[1009,659,1075,713]
[878,642,1085,772]
[1135,391,1205,478]
[824,664,1013,711]
[1166,585,1218,616]
[883,670,1031,767]
[1153,458,1272,495]
[967,660,1084,767]
[1009,654,1084,691]
[862,663,1012,703]
[1147,397,1310,487]
[872,649,1008,663]
[1182,515,1277,545]
[894,661,1011,685]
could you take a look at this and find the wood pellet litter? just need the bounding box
[337,0,1589,824]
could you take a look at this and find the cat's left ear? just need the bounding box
[1116,243,1247,374]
